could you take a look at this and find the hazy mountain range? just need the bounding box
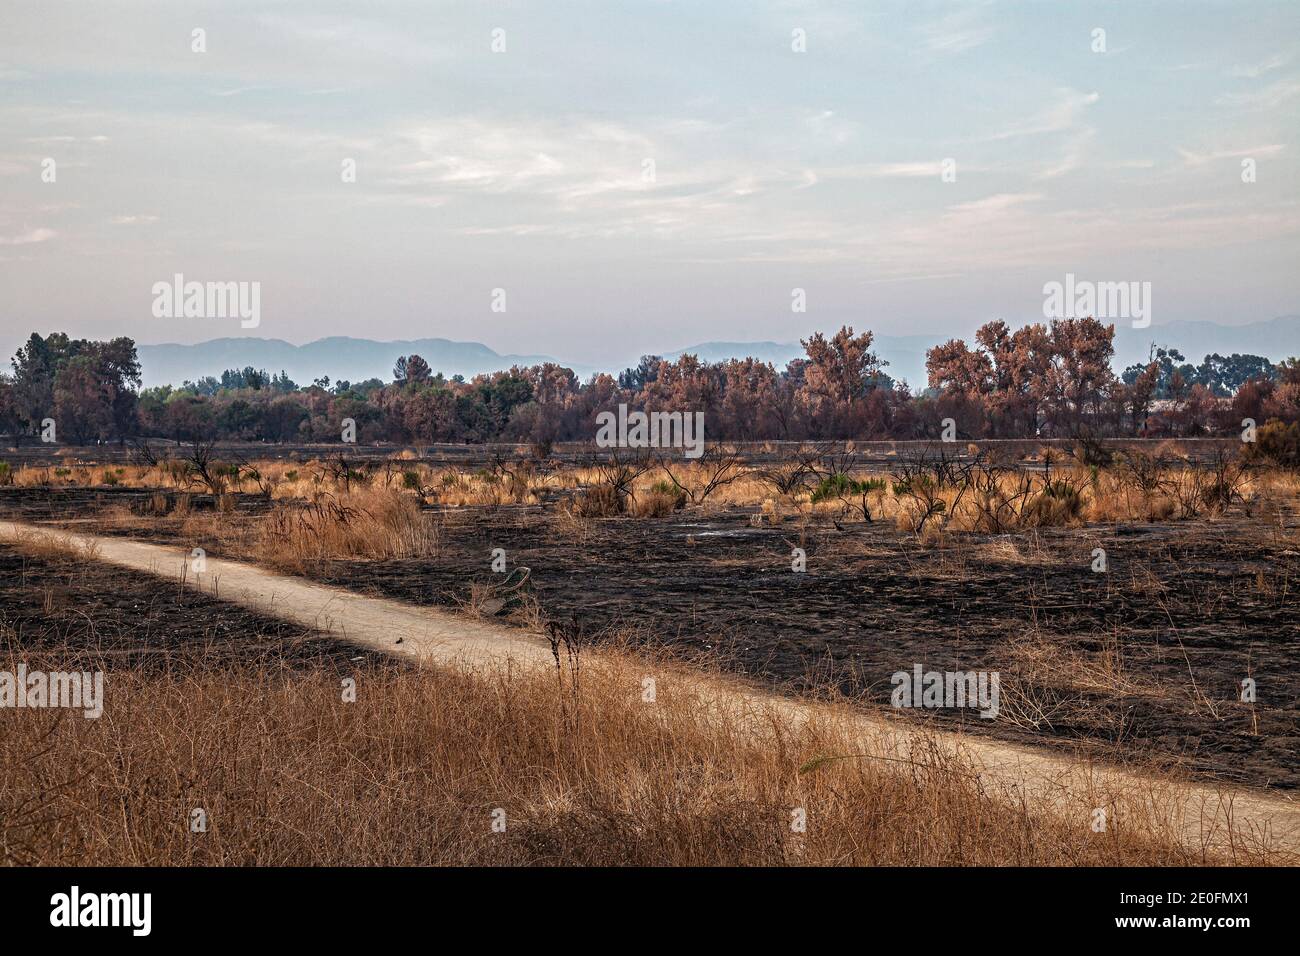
[137,337,564,390]
[135,316,1300,392]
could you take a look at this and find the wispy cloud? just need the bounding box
[1226,53,1291,78]
[1035,129,1096,180]
[23,135,109,144]
[860,271,964,286]
[1177,143,1286,166]
[0,227,56,245]
[919,7,994,54]
[946,193,1045,217]
[1215,78,1300,111]
[975,89,1100,143]
[819,161,951,179]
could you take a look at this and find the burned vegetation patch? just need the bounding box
[0,544,390,674]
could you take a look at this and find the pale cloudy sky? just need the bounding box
[1,0,1297,364]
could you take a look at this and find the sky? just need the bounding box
[1,0,1298,366]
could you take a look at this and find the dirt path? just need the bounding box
[3,518,1297,858]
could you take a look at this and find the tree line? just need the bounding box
[2,321,1297,446]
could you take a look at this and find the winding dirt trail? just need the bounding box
[2,517,1297,859]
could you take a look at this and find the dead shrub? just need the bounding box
[634,486,685,518]
[574,484,623,517]
[1245,420,1300,469]
[1024,478,1086,527]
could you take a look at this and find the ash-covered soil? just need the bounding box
[0,543,390,673]
[304,507,1299,789]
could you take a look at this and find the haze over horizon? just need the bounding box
[2,1,1298,365]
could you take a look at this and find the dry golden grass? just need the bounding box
[50,481,441,572]
[0,643,1277,866]
[975,536,1053,565]
[253,486,438,569]
[1,527,101,564]
[11,452,1292,548]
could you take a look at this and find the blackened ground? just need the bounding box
[0,545,391,673]
[309,508,1300,790]
[0,485,275,522]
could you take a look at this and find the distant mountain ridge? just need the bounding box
[136,316,1300,391]
[137,336,583,390]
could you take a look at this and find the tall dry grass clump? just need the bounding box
[254,486,438,569]
[0,644,1283,867]
[2,527,101,564]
